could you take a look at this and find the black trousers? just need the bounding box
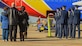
[72,24,80,38]
[24,26,28,38]
[19,23,26,41]
[9,25,17,41]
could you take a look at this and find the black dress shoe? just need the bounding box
[23,39,24,41]
[20,39,22,41]
[14,39,16,41]
[55,36,57,37]
[10,39,12,42]
[7,39,8,41]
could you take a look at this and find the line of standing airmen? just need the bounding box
[0,3,29,41]
[55,5,81,39]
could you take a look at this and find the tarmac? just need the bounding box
[0,24,82,46]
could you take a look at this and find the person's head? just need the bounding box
[68,9,71,11]
[3,6,8,11]
[39,16,41,18]
[71,8,74,12]
[56,8,60,12]
[74,5,78,10]
[21,6,25,11]
[60,7,62,11]
[11,2,15,7]
[71,6,74,10]
[68,9,71,13]
[62,6,66,10]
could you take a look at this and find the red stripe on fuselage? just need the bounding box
[2,0,46,18]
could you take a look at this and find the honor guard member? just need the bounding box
[57,7,62,38]
[72,6,81,38]
[68,8,74,38]
[59,6,68,38]
[54,8,60,37]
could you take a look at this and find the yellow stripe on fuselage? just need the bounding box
[24,0,51,16]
